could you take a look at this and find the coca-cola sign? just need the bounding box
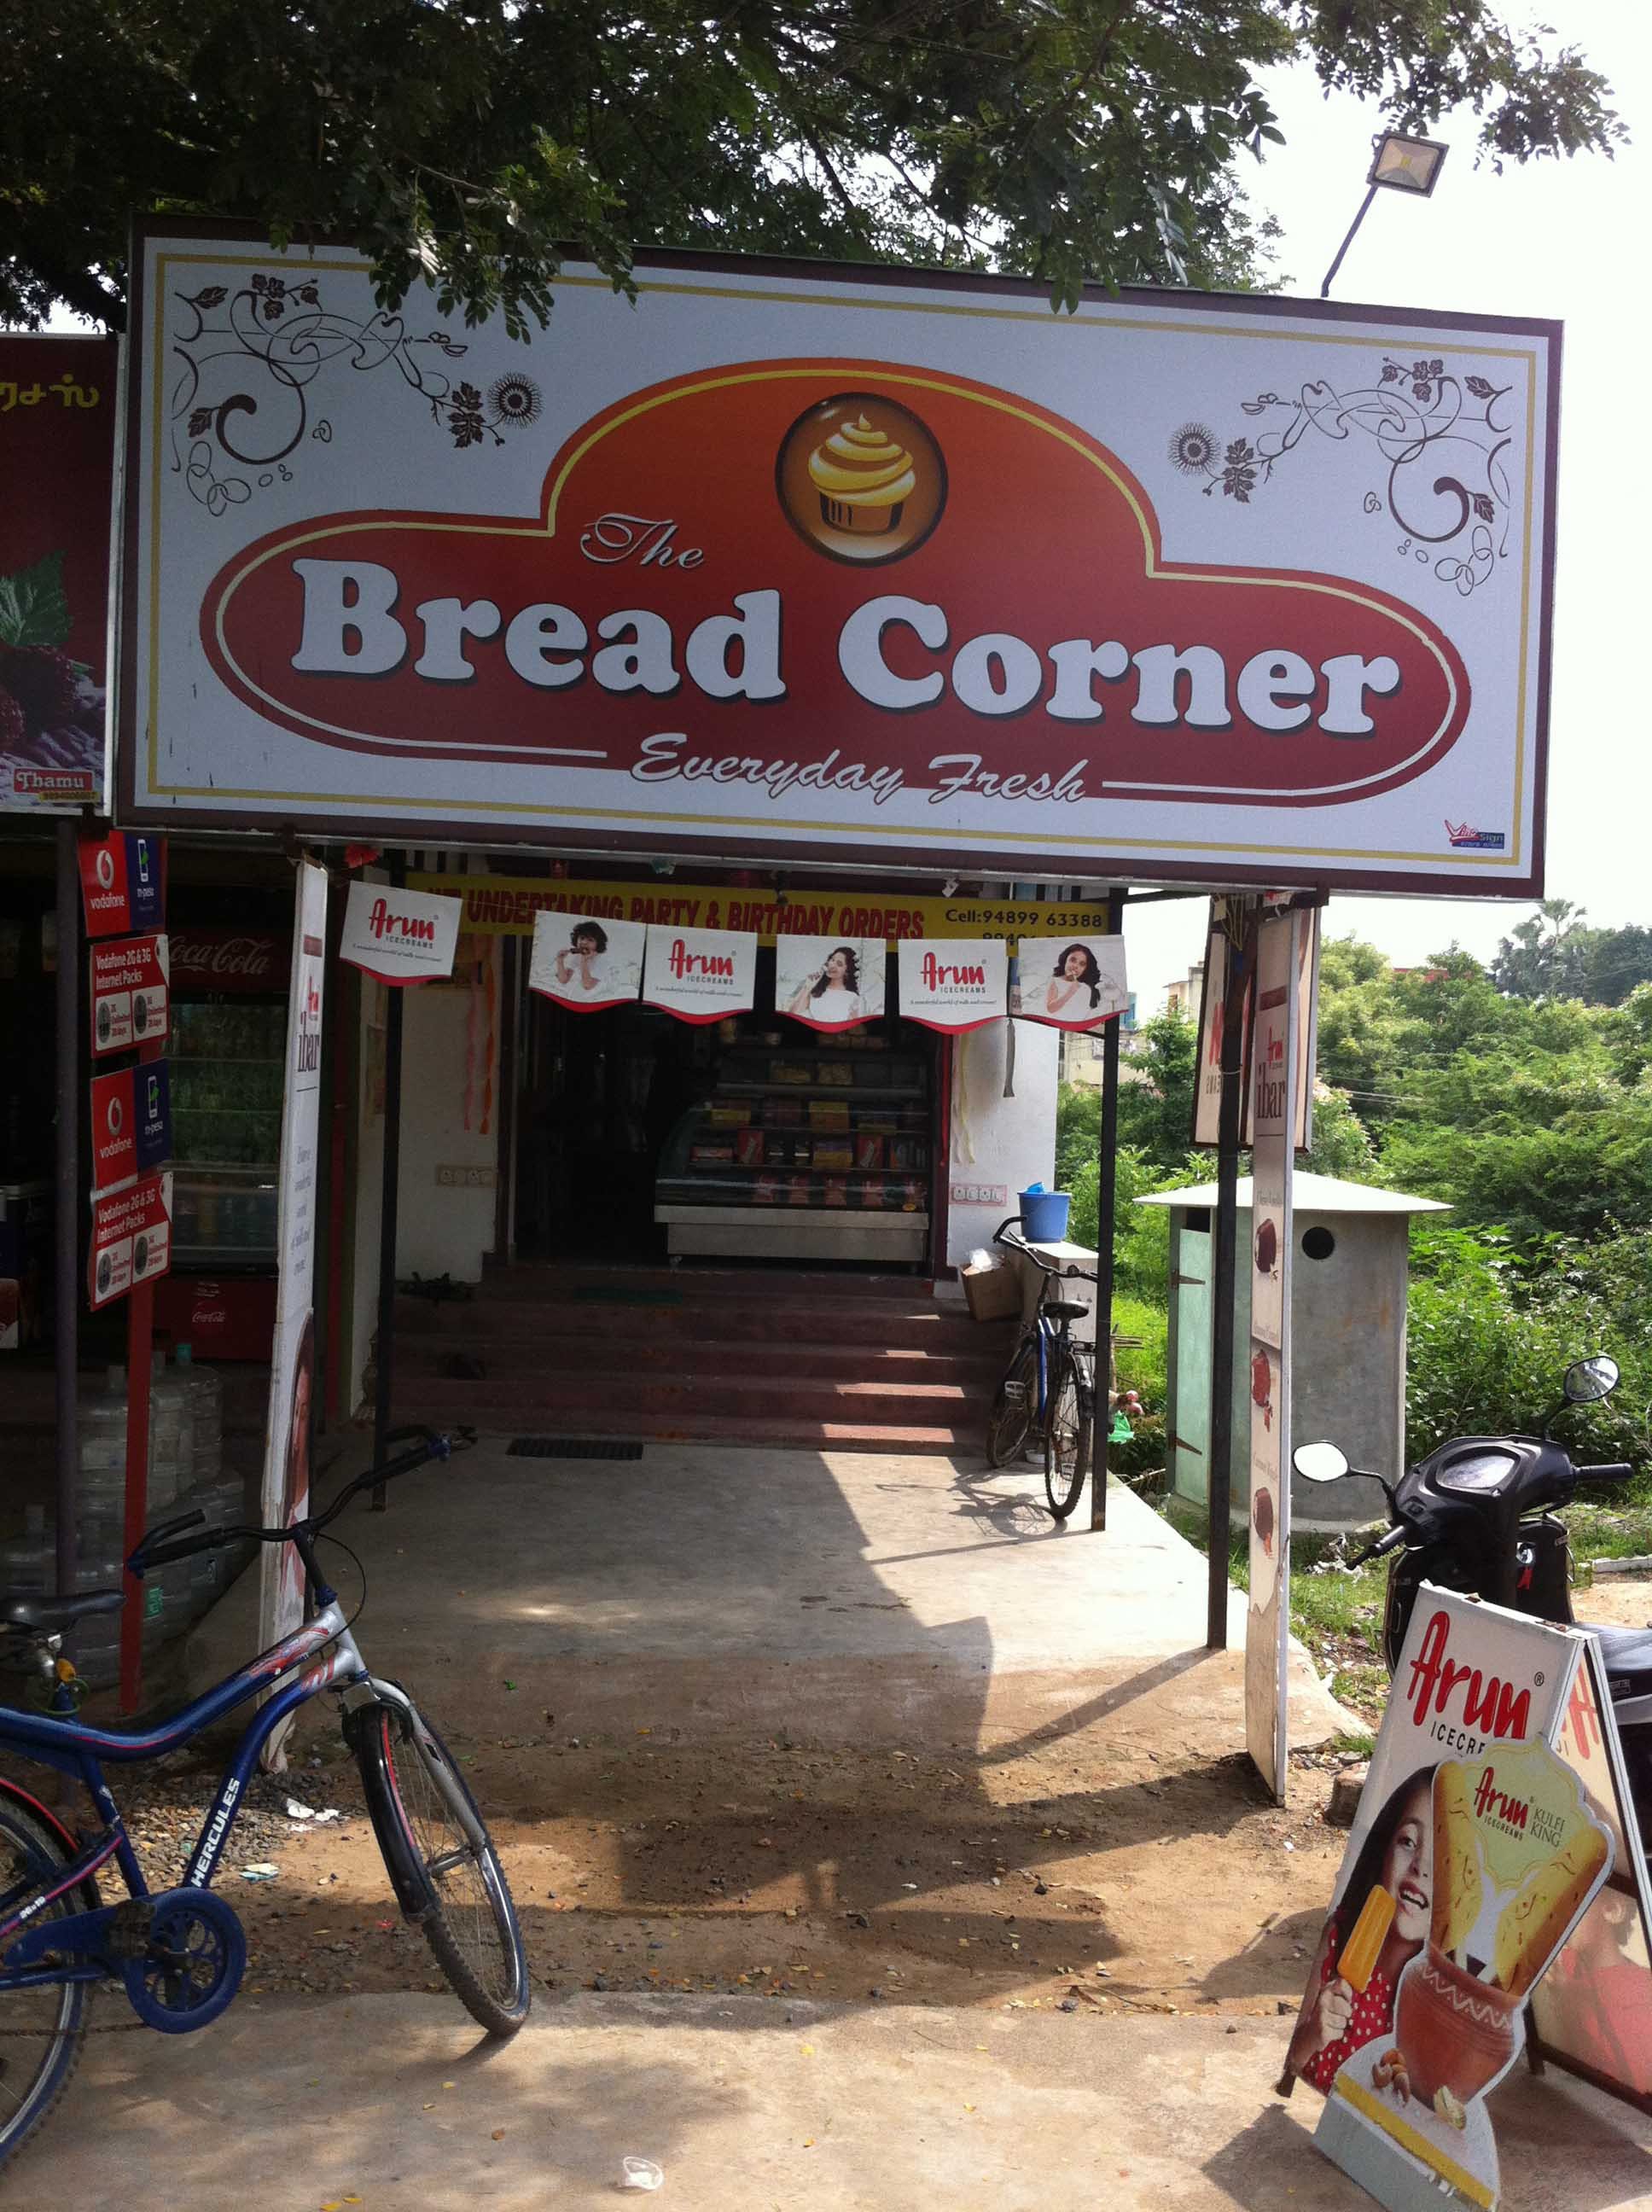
[170,929,289,994]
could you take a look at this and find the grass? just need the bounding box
[1157,1495,1393,1723]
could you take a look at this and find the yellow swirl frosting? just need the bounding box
[808,415,917,515]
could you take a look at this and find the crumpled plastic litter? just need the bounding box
[284,1798,342,1825]
[240,1863,280,1882]
[620,2156,665,2191]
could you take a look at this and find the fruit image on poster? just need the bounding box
[0,336,116,811]
[1013,934,1128,1031]
[776,936,886,1032]
[529,909,645,1011]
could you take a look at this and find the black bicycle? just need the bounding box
[983,1219,1098,1520]
[0,1425,526,2173]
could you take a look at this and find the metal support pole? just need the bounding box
[1089,887,1125,1533]
[1320,183,1377,299]
[370,855,406,1511]
[53,822,79,1600]
[1207,917,1252,1650]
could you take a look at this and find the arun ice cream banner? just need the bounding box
[1010,934,1128,1033]
[119,224,1557,894]
[897,937,1009,1032]
[1284,1591,1625,2212]
[338,881,462,985]
[643,924,757,1023]
[776,936,887,1033]
[528,909,647,1012]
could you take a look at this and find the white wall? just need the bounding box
[945,1018,1058,1271]
[394,939,503,1283]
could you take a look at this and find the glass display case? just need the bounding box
[168,999,284,1268]
[654,1032,934,1265]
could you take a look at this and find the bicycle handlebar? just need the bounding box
[992,1216,1098,1287]
[126,1426,477,1577]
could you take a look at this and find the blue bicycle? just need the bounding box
[0,1425,527,2171]
[983,1218,1099,1520]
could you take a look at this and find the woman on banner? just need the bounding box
[1044,944,1104,1022]
[1286,1766,1435,2090]
[787,945,866,1026]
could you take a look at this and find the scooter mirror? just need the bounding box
[1564,1354,1620,1404]
[1293,1441,1350,1484]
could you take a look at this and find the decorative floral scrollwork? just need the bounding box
[167,276,544,512]
[1167,355,1516,596]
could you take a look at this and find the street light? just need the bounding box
[1320,131,1449,298]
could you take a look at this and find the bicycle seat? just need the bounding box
[1045,1300,1091,1323]
[1584,1622,1652,1685]
[2,1588,125,1633]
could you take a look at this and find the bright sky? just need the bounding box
[1126,0,1650,1011]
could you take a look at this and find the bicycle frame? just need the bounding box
[0,1604,392,1993]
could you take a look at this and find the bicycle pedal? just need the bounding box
[105,1899,157,1962]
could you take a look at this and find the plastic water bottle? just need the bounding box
[77,1365,131,1528]
[173,1342,224,1487]
[148,1352,194,1513]
[0,1505,55,1593]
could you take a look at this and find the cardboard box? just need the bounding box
[962,1261,1021,1322]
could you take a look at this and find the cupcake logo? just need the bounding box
[776,392,946,564]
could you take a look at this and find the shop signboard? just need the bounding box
[87,1169,172,1309]
[89,1061,172,1196]
[528,908,645,1010]
[124,226,1556,894]
[90,933,170,1057]
[0,335,116,812]
[78,829,164,939]
[1012,933,1127,1031]
[897,938,1008,1033]
[1285,1591,1622,2211]
[643,923,756,1024]
[775,935,887,1032]
[258,859,328,1761]
[338,879,462,986]
[1192,896,1317,1152]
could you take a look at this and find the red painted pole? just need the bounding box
[118,1031,166,1715]
[118,1276,152,1714]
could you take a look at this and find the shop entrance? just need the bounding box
[511,946,943,1272]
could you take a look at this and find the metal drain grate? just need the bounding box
[506,1437,644,1461]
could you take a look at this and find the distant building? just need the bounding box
[1057,996,1138,1088]
[1164,963,1204,1021]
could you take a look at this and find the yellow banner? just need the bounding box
[410,873,1113,949]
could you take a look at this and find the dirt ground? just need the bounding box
[90,1699,1354,2022]
[23,1572,1646,2028]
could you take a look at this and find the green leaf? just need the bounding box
[0,550,69,649]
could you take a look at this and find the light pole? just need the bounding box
[1320,131,1449,299]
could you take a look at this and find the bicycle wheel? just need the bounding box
[364,1704,529,2035]
[0,1793,97,2173]
[1043,1348,1092,1520]
[986,1338,1038,1467]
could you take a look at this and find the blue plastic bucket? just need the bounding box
[1019,1189,1071,1243]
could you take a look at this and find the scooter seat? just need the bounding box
[1580,1621,1652,1685]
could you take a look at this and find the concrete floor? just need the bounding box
[187,1441,1350,1754]
[13,1994,1649,2212]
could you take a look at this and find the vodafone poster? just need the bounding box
[643,924,756,1024]
[1015,934,1127,1031]
[897,939,1006,1032]
[529,910,644,1011]
[776,936,886,1033]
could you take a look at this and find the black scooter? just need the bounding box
[1293,1356,1652,1844]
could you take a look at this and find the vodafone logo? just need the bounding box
[96,849,115,890]
[106,1096,125,1137]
